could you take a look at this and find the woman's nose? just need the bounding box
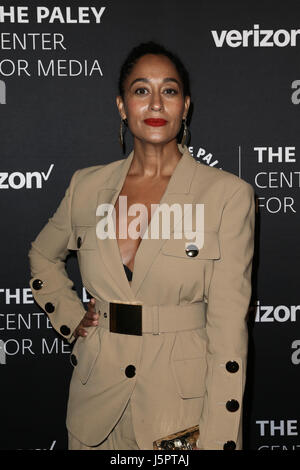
[150,92,163,111]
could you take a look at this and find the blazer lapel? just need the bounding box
[95,145,197,300]
[95,150,136,301]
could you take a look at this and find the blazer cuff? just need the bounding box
[29,264,86,344]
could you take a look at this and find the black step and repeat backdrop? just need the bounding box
[0,0,299,451]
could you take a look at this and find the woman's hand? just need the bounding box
[73,298,100,339]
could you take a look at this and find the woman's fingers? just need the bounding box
[82,313,98,326]
[76,326,88,338]
[85,298,99,322]
[74,299,98,338]
[82,298,100,327]
[74,298,101,338]
[87,297,96,312]
[73,324,87,338]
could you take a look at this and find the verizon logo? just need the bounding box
[0,164,54,189]
[212,24,300,47]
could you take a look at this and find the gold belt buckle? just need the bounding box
[109,302,142,336]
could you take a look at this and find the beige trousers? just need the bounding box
[68,399,140,450]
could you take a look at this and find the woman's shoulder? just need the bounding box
[193,159,254,200]
[70,158,124,186]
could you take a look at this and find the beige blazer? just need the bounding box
[28,144,255,450]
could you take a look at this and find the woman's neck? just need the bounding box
[128,139,182,178]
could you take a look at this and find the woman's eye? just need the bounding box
[135,88,148,95]
[163,88,178,95]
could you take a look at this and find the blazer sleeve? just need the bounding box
[196,180,255,450]
[28,169,86,344]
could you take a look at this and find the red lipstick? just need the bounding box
[144,118,167,127]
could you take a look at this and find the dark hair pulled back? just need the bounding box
[118,41,191,99]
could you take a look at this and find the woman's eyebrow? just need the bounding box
[129,77,181,88]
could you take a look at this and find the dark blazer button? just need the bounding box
[223,440,236,450]
[32,279,43,290]
[70,354,77,366]
[185,244,199,257]
[125,365,136,378]
[77,237,82,249]
[104,312,107,318]
[45,302,55,313]
[226,361,239,373]
[60,325,71,336]
[226,399,240,412]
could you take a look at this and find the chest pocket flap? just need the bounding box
[161,231,220,260]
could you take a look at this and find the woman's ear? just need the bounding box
[116,95,127,120]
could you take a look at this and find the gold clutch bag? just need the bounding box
[153,425,199,450]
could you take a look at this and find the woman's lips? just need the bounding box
[144,118,168,127]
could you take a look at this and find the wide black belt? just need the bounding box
[95,299,207,336]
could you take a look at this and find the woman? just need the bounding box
[28,41,255,450]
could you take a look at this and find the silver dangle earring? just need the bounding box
[119,118,127,152]
[181,118,188,147]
